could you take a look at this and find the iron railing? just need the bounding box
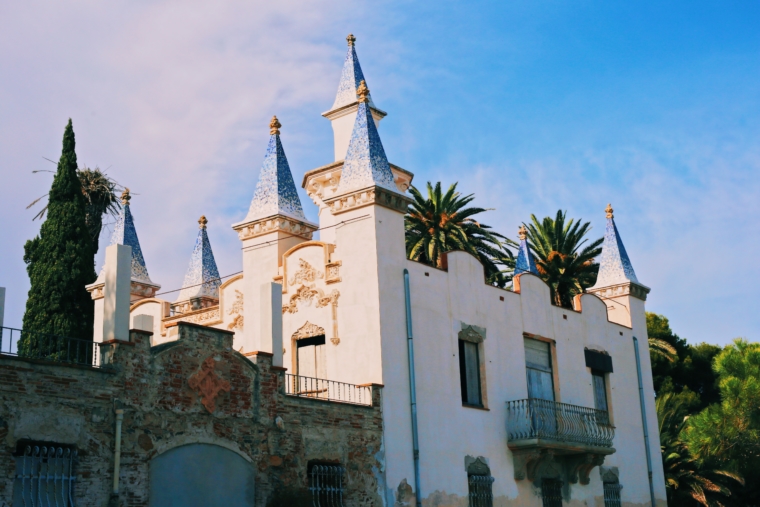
[285,374,372,406]
[468,475,495,507]
[603,482,623,507]
[1,326,104,369]
[14,444,77,506]
[309,465,345,507]
[506,398,615,448]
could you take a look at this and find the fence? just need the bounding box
[14,444,77,507]
[1,326,104,369]
[506,398,615,448]
[284,374,372,406]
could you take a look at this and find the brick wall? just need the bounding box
[0,322,384,506]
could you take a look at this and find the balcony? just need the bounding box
[284,373,375,406]
[506,398,615,484]
[1,326,106,369]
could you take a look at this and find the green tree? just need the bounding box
[405,182,511,285]
[523,210,602,308]
[658,392,744,506]
[20,120,97,351]
[683,339,760,504]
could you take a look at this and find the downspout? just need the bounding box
[633,337,656,507]
[113,409,124,496]
[403,269,422,506]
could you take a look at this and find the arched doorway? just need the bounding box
[149,444,255,507]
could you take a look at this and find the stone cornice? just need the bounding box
[324,185,412,215]
[232,215,318,242]
[86,280,160,300]
[321,101,387,121]
[587,281,650,302]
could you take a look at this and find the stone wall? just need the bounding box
[0,322,384,506]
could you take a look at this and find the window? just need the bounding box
[541,478,563,507]
[459,339,482,406]
[603,480,623,507]
[524,338,554,401]
[297,334,326,379]
[308,462,345,507]
[14,442,77,507]
[468,474,494,507]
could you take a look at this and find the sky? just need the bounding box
[1,1,758,346]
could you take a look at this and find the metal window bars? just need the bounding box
[541,479,563,507]
[14,445,77,507]
[1,327,104,369]
[285,374,372,406]
[468,475,495,507]
[309,465,345,507]
[506,398,615,448]
[603,482,623,507]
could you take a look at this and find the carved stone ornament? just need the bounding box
[459,325,484,344]
[282,285,320,314]
[235,217,316,241]
[288,258,323,286]
[293,321,326,340]
[325,185,412,215]
[227,290,244,331]
[188,357,231,413]
[511,448,607,485]
[465,456,490,475]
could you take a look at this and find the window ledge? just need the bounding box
[462,403,489,411]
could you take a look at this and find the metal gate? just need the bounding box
[14,445,77,507]
[541,478,563,507]
[468,475,494,507]
[603,482,623,507]
[309,465,345,507]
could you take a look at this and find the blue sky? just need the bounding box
[1,1,758,345]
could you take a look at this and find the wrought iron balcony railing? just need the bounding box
[285,374,373,406]
[506,398,615,449]
[1,326,105,369]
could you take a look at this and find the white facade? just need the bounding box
[122,36,667,507]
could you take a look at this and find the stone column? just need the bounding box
[102,244,132,342]
[259,282,283,367]
[0,287,5,329]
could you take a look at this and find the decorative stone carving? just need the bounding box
[227,290,244,331]
[325,261,342,284]
[293,321,326,340]
[282,285,320,314]
[235,217,316,241]
[317,289,340,308]
[459,325,484,344]
[566,453,607,485]
[465,456,490,475]
[288,259,323,286]
[325,185,412,215]
[511,447,608,485]
[587,281,650,301]
[600,466,620,483]
[188,357,231,413]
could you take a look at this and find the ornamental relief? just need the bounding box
[288,258,323,286]
[227,290,244,331]
[293,321,326,340]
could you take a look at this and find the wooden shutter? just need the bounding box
[524,338,554,401]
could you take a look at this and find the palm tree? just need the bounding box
[27,165,122,254]
[522,210,602,308]
[657,393,743,506]
[405,182,511,285]
[650,338,678,362]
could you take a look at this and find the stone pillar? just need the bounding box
[259,282,283,367]
[132,314,154,334]
[0,287,5,329]
[102,244,132,342]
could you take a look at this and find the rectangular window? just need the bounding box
[603,481,622,507]
[541,478,563,507]
[14,442,77,507]
[468,474,494,507]
[297,335,326,379]
[592,372,608,412]
[524,338,554,401]
[459,339,482,406]
[308,462,345,507]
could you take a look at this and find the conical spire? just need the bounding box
[104,188,155,285]
[242,116,307,223]
[176,215,221,302]
[591,204,640,288]
[331,34,376,110]
[337,81,397,193]
[514,225,538,276]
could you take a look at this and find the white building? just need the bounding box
[92,34,667,507]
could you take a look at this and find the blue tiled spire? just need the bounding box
[331,34,376,111]
[242,116,307,223]
[103,189,155,285]
[514,225,538,276]
[337,81,397,193]
[591,204,640,288]
[176,215,221,301]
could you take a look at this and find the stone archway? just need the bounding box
[149,443,255,506]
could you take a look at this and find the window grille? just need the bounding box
[14,444,77,507]
[603,481,623,507]
[541,478,563,507]
[468,474,494,507]
[309,464,345,507]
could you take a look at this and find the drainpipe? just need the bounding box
[403,269,422,506]
[113,409,124,496]
[633,337,656,507]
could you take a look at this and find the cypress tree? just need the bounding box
[20,119,96,353]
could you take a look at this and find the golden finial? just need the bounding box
[269,115,282,135]
[346,34,356,46]
[357,80,370,103]
[518,225,527,241]
[120,188,131,206]
[198,215,208,229]
[605,203,614,219]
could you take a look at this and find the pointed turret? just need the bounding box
[514,225,538,276]
[175,215,222,305]
[588,203,649,301]
[336,81,397,194]
[323,34,388,161]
